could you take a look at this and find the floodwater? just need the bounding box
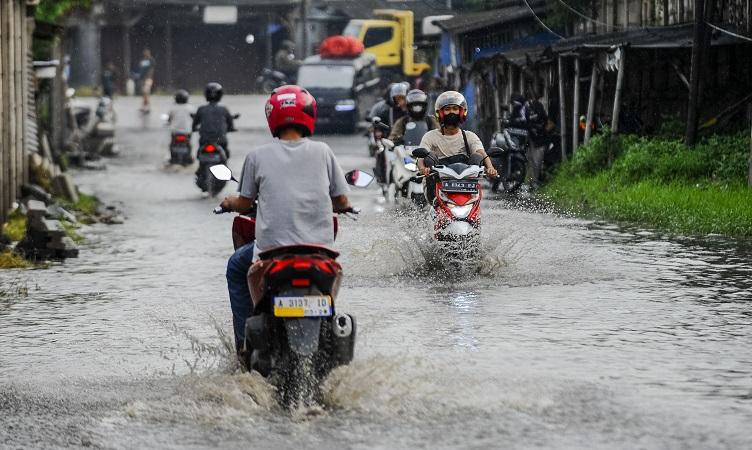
[1,96,751,449]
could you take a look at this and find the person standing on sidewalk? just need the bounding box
[136,49,155,113]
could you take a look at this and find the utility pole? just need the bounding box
[685,0,707,146]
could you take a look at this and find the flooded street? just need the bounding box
[2,96,751,449]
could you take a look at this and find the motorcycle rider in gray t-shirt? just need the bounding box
[219,86,352,361]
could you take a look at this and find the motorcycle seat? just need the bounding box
[258,244,339,260]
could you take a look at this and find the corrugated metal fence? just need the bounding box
[0,0,32,227]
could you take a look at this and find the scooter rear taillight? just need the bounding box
[174,134,188,143]
[205,144,216,153]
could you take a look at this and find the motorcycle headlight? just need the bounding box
[449,204,473,219]
[404,162,418,171]
[335,99,356,111]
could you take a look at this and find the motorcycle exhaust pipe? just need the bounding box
[331,313,356,365]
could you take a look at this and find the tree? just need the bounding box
[35,0,91,23]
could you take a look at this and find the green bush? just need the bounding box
[543,130,752,236]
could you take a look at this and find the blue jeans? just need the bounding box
[226,243,255,351]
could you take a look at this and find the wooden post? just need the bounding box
[572,56,580,154]
[612,47,626,134]
[585,59,599,144]
[685,0,707,146]
[0,0,6,224]
[493,64,501,132]
[122,23,131,93]
[558,55,568,162]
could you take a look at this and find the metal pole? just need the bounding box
[584,59,599,144]
[301,0,308,58]
[685,0,706,146]
[165,18,173,91]
[611,47,626,134]
[266,13,273,70]
[558,55,568,162]
[572,56,580,154]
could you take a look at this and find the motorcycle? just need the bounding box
[412,148,485,247]
[194,114,240,197]
[210,164,373,408]
[65,91,118,163]
[196,142,230,197]
[367,116,390,157]
[489,122,528,194]
[256,68,291,94]
[387,119,430,206]
[169,133,193,166]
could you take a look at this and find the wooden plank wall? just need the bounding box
[0,0,29,227]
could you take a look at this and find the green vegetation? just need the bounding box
[2,209,27,242]
[542,131,752,236]
[0,251,31,269]
[35,0,91,23]
[60,192,100,225]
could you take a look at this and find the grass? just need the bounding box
[0,250,31,269]
[542,131,752,237]
[60,192,99,224]
[2,209,27,242]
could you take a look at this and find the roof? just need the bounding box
[435,0,546,34]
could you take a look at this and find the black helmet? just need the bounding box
[174,89,189,104]
[205,82,223,102]
[406,89,428,119]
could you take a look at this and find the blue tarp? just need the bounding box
[471,31,560,60]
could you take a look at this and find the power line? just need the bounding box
[520,0,564,39]
[705,21,752,42]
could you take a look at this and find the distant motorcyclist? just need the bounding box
[388,89,439,144]
[219,85,352,362]
[368,82,409,127]
[192,82,236,157]
[525,92,549,188]
[168,89,194,135]
[274,40,302,81]
[416,90,497,203]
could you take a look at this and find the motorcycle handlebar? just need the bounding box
[213,205,229,214]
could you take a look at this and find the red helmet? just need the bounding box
[265,85,316,137]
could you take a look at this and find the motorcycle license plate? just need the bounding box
[172,146,189,155]
[273,296,332,318]
[198,153,222,163]
[441,180,478,193]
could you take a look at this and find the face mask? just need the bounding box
[442,112,461,127]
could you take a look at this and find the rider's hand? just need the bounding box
[485,166,498,178]
[220,196,234,212]
[421,167,431,176]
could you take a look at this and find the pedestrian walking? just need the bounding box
[136,48,155,114]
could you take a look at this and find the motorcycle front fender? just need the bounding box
[285,318,321,356]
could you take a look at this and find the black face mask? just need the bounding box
[442,113,462,127]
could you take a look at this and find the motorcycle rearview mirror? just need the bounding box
[411,147,430,159]
[159,113,170,123]
[487,146,505,158]
[210,164,236,182]
[233,113,240,119]
[345,170,374,188]
[372,116,381,124]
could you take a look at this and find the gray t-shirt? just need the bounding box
[419,129,484,159]
[238,138,349,260]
